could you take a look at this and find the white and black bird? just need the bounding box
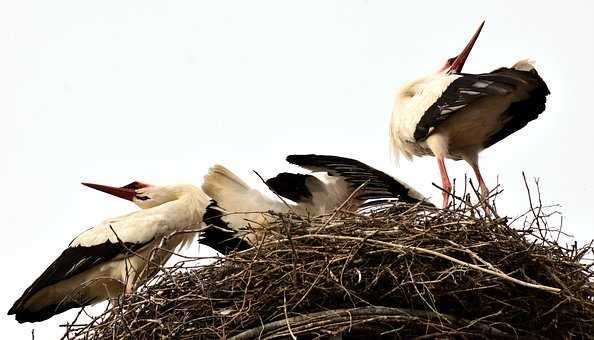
[200,154,428,254]
[389,22,550,207]
[8,181,209,323]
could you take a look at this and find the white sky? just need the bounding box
[1,1,593,338]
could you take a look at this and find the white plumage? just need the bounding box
[390,22,550,208]
[9,156,427,322]
[9,182,210,323]
[200,154,428,254]
[391,74,463,160]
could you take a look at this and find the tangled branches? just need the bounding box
[64,197,594,339]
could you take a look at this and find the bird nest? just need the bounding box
[63,189,594,339]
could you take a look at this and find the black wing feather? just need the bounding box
[8,238,150,320]
[285,154,427,205]
[483,68,550,148]
[265,172,325,204]
[13,299,93,323]
[200,200,252,255]
[413,68,548,143]
[414,74,515,141]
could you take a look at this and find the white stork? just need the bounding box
[200,154,428,254]
[389,22,550,208]
[8,181,209,323]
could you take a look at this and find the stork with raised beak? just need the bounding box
[8,181,209,323]
[389,21,550,208]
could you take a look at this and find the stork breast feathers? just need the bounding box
[392,75,461,142]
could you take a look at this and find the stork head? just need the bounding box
[438,21,484,74]
[81,181,179,209]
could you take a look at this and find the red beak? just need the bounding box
[447,21,485,74]
[81,182,137,201]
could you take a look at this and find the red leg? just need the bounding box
[470,163,489,199]
[437,157,451,208]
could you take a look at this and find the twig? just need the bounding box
[228,307,510,339]
[316,180,370,233]
[283,292,297,340]
[253,170,295,213]
[277,234,561,294]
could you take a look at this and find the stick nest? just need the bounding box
[64,200,594,339]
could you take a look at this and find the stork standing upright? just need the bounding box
[389,22,550,208]
[200,154,428,254]
[8,181,209,323]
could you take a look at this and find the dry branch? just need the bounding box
[63,190,594,339]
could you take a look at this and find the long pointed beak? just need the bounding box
[448,21,485,74]
[81,182,136,201]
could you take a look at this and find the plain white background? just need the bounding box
[1,1,593,338]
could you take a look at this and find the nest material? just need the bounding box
[63,200,594,339]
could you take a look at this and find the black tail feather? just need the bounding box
[200,200,252,255]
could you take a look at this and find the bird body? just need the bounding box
[71,186,205,249]
[200,165,291,248]
[201,154,427,254]
[391,60,547,162]
[9,183,209,323]
[389,22,550,206]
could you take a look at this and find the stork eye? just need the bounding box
[447,57,457,65]
[136,195,150,201]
